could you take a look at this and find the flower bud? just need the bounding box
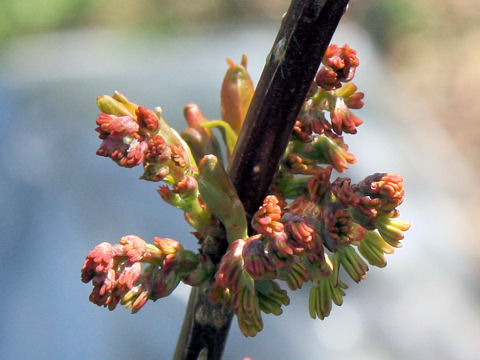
[252,195,284,235]
[357,230,394,268]
[221,55,254,134]
[255,280,290,316]
[307,166,332,202]
[310,135,356,172]
[154,237,182,255]
[335,245,369,283]
[117,262,142,291]
[136,106,159,132]
[95,113,139,139]
[120,235,147,263]
[81,242,115,283]
[242,235,276,280]
[276,262,310,290]
[308,273,347,320]
[329,97,363,135]
[375,212,410,248]
[96,91,138,117]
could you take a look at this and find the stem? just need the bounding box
[173,1,350,359]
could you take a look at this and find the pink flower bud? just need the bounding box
[355,173,405,213]
[319,135,356,172]
[285,216,315,251]
[344,91,364,109]
[120,235,147,263]
[173,176,198,194]
[117,262,142,291]
[136,106,159,132]
[81,242,115,283]
[145,135,171,163]
[329,97,363,135]
[317,44,360,90]
[95,113,139,139]
[119,139,148,168]
[315,67,341,90]
[252,195,285,235]
[154,237,182,255]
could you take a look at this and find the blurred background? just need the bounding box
[1,1,479,359]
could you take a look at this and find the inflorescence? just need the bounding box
[82,45,410,336]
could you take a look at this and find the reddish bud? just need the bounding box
[315,68,341,90]
[145,135,171,163]
[136,106,159,132]
[117,262,142,291]
[252,195,285,235]
[154,237,182,255]
[242,235,276,279]
[322,203,355,248]
[170,144,188,168]
[308,166,332,202]
[120,235,147,263]
[95,113,139,139]
[81,242,116,283]
[329,97,363,135]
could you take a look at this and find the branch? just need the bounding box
[173,1,350,359]
[230,0,350,218]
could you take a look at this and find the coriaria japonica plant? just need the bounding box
[82,44,410,338]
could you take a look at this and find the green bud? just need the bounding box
[334,82,358,98]
[335,245,369,283]
[255,280,290,316]
[308,272,347,320]
[112,91,139,117]
[97,95,134,116]
[234,271,263,337]
[375,214,410,248]
[198,155,248,242]
[357,231,395,268]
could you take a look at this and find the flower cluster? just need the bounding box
[95,91,214,233]
[213,170,408,331]
[83,56,254,314]
[210,44,409,334]
[81,235,211,312]
[82,46,410,338]
[315,44,359,91]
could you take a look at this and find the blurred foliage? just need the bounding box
[352,0,480,173]
[0,0,288,43]
[350,0,480,50]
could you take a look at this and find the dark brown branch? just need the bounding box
[173,1,350,359]
[230,0,350,218]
